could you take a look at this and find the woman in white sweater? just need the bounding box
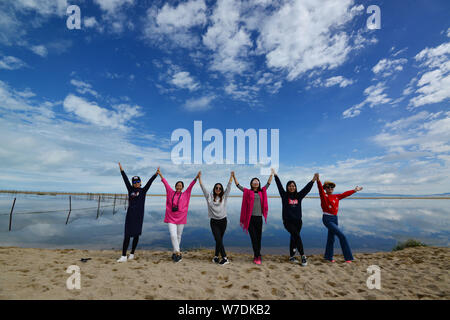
[198,171,233,265]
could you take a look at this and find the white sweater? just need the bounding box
[200,182,232,219]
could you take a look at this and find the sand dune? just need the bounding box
[0,246,448,300]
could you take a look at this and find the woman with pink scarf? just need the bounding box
[232,169,274,265]
[157,168,199,263]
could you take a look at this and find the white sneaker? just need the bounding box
[289,256,299,264]
[128,254,134,260]
[117,256,127,262]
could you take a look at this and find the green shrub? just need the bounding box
[393,239,427,251]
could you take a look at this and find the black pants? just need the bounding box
[248,216,263,258]
[210,217,227,258]
[122,235,139,256]
[283,219,304,257]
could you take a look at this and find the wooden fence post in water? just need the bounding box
[113,194,116,215]
[96,195,101,219]
[65,195,72,225]
[9,198,16,231]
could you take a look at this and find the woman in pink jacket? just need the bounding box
[157,168,199,263]
[232,169,274,265]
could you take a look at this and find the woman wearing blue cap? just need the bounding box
[117,162,158,262]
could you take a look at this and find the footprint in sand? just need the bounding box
[327,281,337,287]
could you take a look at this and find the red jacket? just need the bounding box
[317,180,355,215]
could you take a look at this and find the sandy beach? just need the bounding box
[0,246,448,300]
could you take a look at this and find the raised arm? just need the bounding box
[264,168,274,189]
[316,174,326,200]
[119,162,132,192]
[185,172,199,193]
[273,170,285,197]
[297,174,316,199]
[198,171,210,199]
[232,172,244,192]
[142,167,158,193]
[224,172,233,197]
[337,186,362,200]
[157,168,173,194]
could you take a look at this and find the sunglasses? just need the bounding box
[133,181,141,184]
[215,187,223,190]
[325,186,335,189]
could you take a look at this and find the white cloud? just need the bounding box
[94,0,134,13]
[84,17,99,28]
[143,0,206,49]
[0,80,35,111]
[184,95,215,111]
[0,55,27,70]
[373,111,450,156]
[70,79,99,98]
[157,0,206,28]
[30,45,48,57]
[142,0,376,97]
[224,81,259,103]
[343,82,392,118]
[202,0,252,74]
[255,0,360,81]
[325,76,354,88]
[313,75,354,88]
[372,58,407,77]
[13,0,68,17]
[408,41,450,108]
[0,80,173,193]
[93,0,135,33]
[0,6,25,45]
[170,71,200,91]
[63,94,141,130]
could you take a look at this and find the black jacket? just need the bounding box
[275,175,314,222]
[121,170,157,237]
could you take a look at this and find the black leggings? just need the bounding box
[122,235,139,256]
[210,217,227,258]
[283,219,304,256]
[248,216,263,258]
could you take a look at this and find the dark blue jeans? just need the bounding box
[322,214,354,261]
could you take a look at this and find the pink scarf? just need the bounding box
[240,186,268,233]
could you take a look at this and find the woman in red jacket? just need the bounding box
[316,173,363,263]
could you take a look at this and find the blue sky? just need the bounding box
[0,0,449,195]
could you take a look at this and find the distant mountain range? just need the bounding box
[305,192,450,198]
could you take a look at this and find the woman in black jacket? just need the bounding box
[274,170,317,266]
[117,162,158,262]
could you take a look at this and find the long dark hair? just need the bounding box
[286,180,297,196]
[212,183,224,202]
[250,177,261,192]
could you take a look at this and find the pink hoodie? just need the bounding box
[240,186,268,233]
[162,178,197,224]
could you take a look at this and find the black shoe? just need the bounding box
[212,256,219,264]
[289,256,299,264]
[174,254,182,263]
[171,253,177,262]
[219,258,230,265]
[301,255,308,266]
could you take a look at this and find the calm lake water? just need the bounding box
[0,193,448,255]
